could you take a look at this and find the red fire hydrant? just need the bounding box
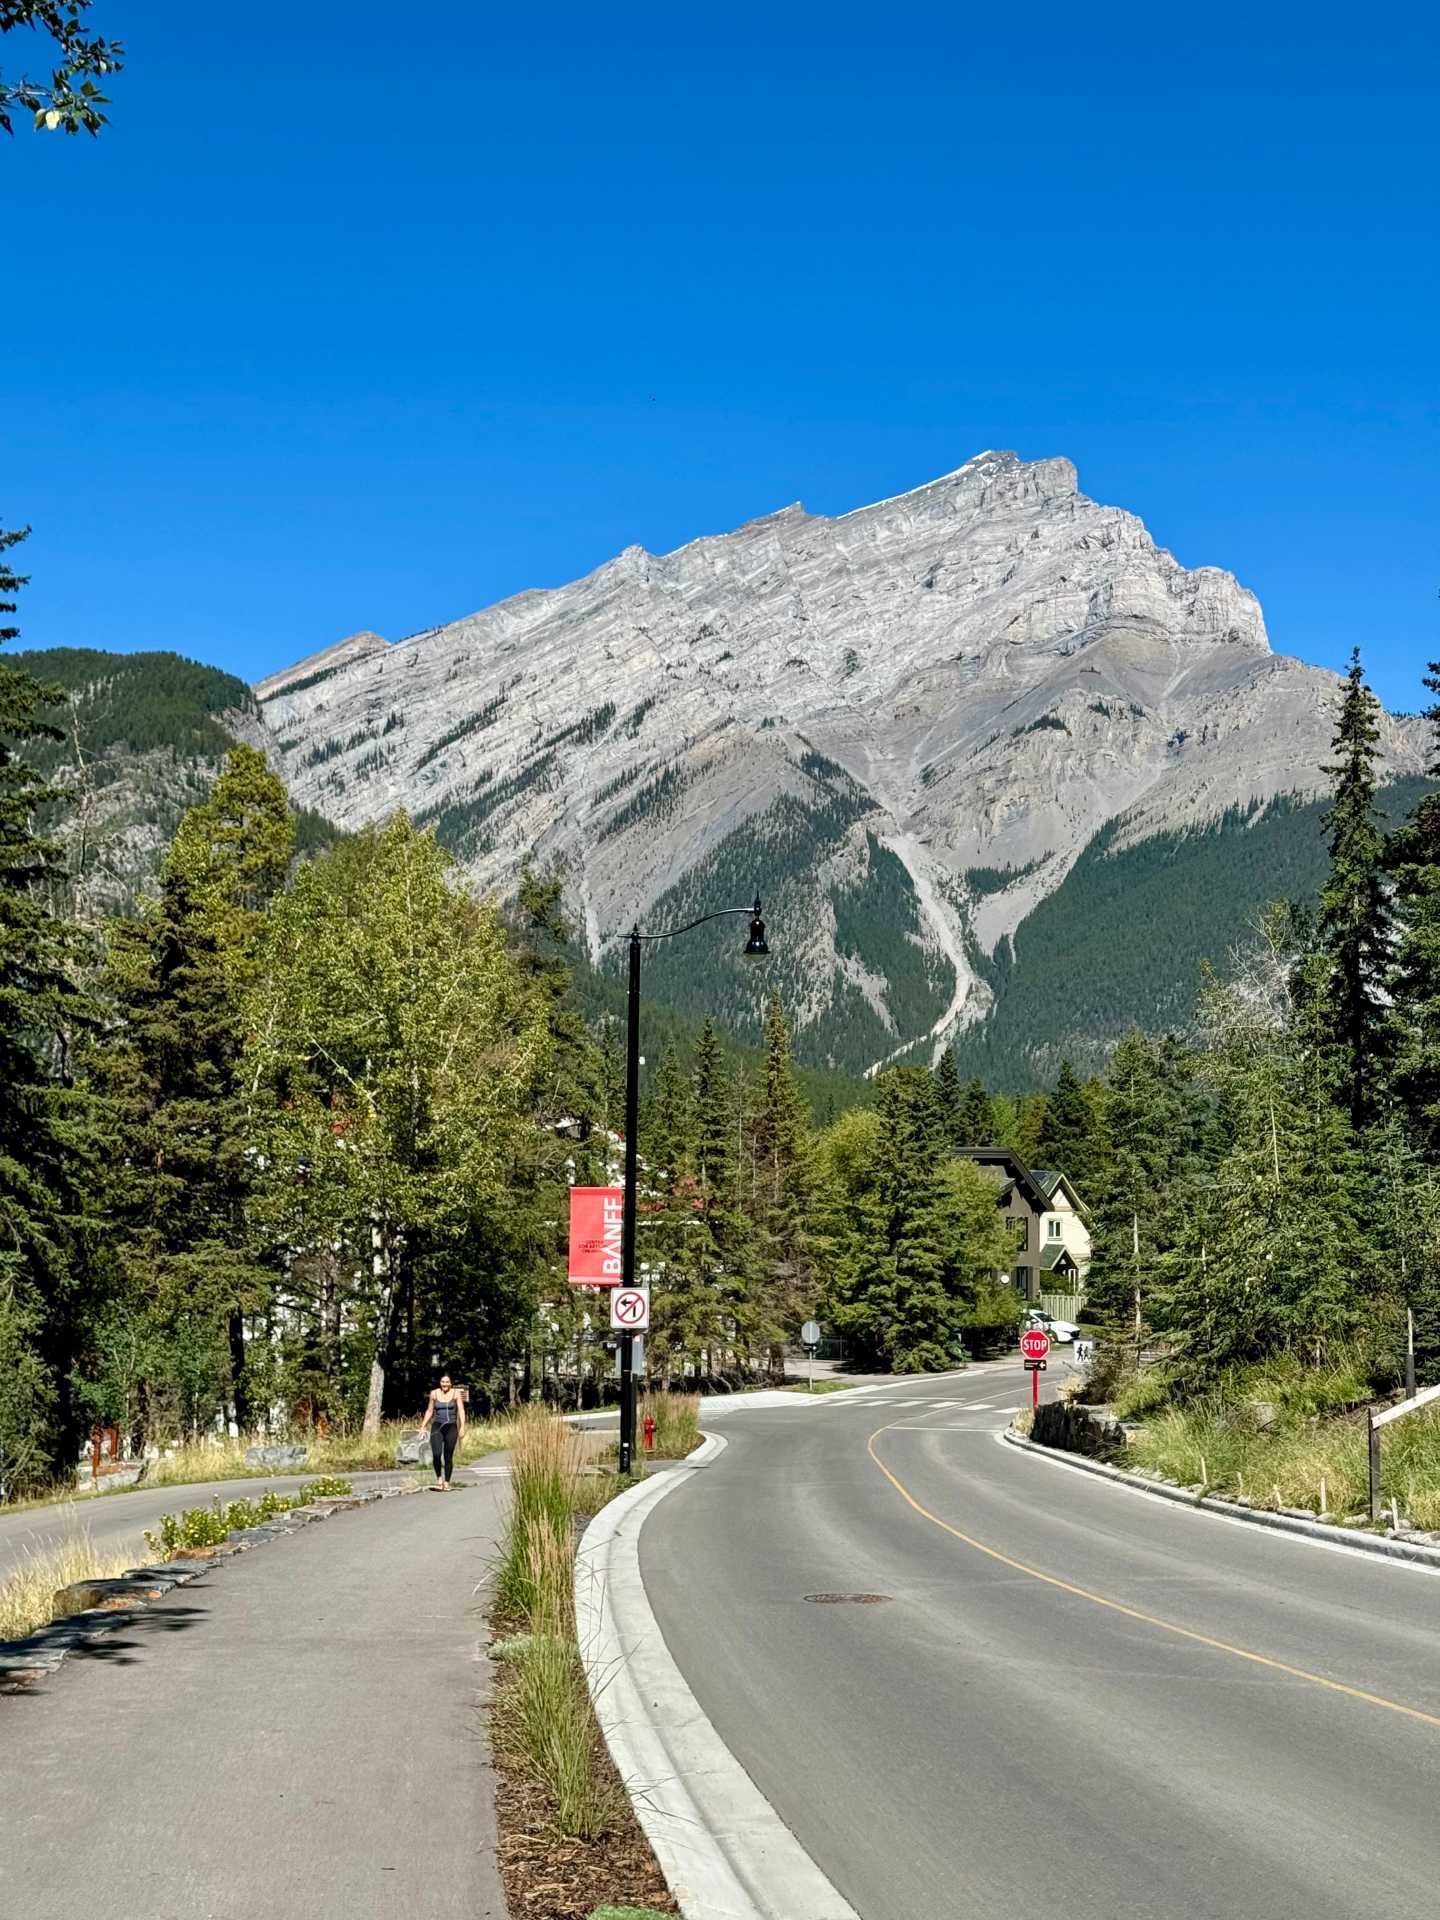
[643,1413,657,1454]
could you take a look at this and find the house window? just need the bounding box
[1046,1217,1062,1241]
[1011,1266,1029,1288]
[1008,1215,1030,1252]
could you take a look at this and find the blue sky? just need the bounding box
[3,0,1436,713]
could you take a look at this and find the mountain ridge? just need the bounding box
[248,450,1424,1073]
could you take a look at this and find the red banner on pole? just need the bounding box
[568,1185,624,1286]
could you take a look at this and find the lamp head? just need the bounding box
[744,893,769,957]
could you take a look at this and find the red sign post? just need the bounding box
[567,1185,624,1286]
[1021,1326,1051,1409]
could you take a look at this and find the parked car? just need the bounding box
[1023,1308,1079,1345]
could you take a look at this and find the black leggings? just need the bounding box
[431,1420,458,1482]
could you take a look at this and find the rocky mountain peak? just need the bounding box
[251,453,1426,1074]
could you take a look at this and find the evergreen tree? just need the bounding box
[0,526,103,1491]
[1035,1059,1104,1192]
[1387,659,1440,1150]
[1083,1031,1197,1343]
[751,993,821,1339]
[1306,649,1394,1129]
[933,1047,963,1145]
[692,1016,733,1201]
[825,1068,1008,1372]
[957,1075,996,1147]
[90,748,293,1435]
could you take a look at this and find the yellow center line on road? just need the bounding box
[867,1421,1440,1734]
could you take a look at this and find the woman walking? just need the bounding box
[419,1373,466,1489]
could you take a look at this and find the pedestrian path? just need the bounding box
[0,1470,510,1920]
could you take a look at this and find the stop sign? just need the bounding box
[1021,1327,1051,1361]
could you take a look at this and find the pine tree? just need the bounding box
[0,526,104,1490]
[933,1047,963,1145]
[1035,1059,1104,1192]
[1387,658,1440,1150]
[1307,649,1394,1129]
[826,1068,1004,1372]
[957,1076,996,1147]
[1083,1032,1193,1343]
[91,748,293,1435]
[750,993,820,1341]
[692,1016,733,1202]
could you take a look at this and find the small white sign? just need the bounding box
[800,1320,822,1347]
[610,1285,651,1332]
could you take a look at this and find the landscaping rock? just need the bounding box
[395,1433,430,1465]
[243,1443,308,1470]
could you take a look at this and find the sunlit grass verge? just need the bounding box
[638,1391,700,1456]
[0,1535,149,1643]
[1128,1401,1440,1528]
[491,1411,627,1840]
[139,1417,515,1489]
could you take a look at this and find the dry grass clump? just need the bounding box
[0,1534,146,1642]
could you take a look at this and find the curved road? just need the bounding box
[642,1365,1440,1919]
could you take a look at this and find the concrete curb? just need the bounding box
[575,1437,861,1920]
[0,1483,418,1690]
[1002,1426,1440,1573]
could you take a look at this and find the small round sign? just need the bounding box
[1020,1327,1051,1361]
[800,1319,821,1348]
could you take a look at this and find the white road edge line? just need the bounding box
[575,1434,861,1920]
[993,1428,1440,1580]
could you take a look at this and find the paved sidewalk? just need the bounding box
[0,1474,510,1920]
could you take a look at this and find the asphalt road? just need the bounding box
[642,1363,1440,1920]
[0,1476,509,1919]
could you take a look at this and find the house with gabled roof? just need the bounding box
[960,1147,1092,1303]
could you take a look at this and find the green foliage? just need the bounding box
[13,648,256,767]
[0,1,122,137]
[1300,650,1394,1128]
[1013,712,1069,736]
[143,1487,302,1555]
[251,815,551,1427]
[299,1475,353,1499]
[822,1069,1012,1371]
[0,530,107,1493]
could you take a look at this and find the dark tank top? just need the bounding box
[433,1395,457,1427]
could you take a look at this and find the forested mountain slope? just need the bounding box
[11,649,337,914]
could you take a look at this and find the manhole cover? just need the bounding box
[803,1592,892,1605]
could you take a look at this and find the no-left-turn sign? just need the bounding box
[610,1286,651,1332]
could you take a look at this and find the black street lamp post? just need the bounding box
[617,893,769,1473]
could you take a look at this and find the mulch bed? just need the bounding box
[490,1655,679,1920]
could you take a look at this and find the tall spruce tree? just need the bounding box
[957,1075,996,1147]
[91,747,293,1435]
[933,1046,963,1146]
[1036,1059,1104,1192]
[1308,649,1393,1129]
[825,1068,1009,1372]
[751,992,820,1338]
[1387,658,1440,1150]
[0,526,103,1491]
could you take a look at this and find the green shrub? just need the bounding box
[299,1476,353,1500]
[144,1488,303,1553]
